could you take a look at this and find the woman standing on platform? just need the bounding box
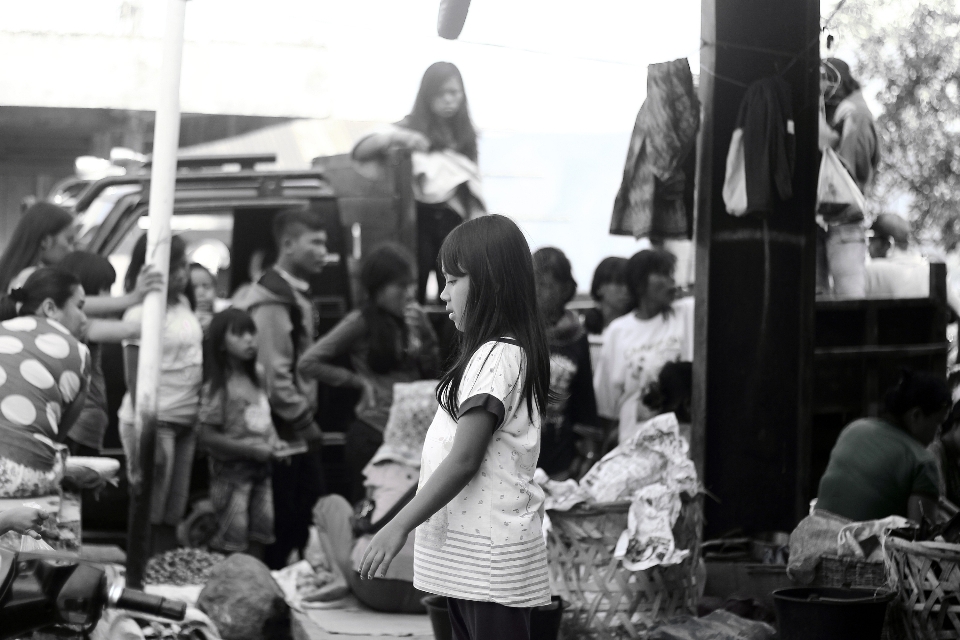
[353,62,485,303]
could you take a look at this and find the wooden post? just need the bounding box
[692,0,820,536]
[126,0,187,589]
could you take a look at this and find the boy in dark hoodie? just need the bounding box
[233,208,327,569]
[533,247,600,479]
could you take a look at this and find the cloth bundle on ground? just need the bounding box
[540,413,699,570]
[610,58,700,240]
[368,379,438,468]
[786,509,908,584]
[647,609,775,640]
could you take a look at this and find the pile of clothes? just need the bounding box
[539,412,699,570]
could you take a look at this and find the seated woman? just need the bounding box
[0,269,90,498]
[789,370,950,583]
[532,247,599,479]
[929,401,960,510]
[580,256,632,335]
[592,249,694,444]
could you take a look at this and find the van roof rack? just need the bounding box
[142,153,278,171]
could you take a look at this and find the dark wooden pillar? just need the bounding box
[692,0,820,536]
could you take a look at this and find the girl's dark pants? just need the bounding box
[416,204,463,304]
[447,598,532,640]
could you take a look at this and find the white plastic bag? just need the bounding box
[817,146,866,221]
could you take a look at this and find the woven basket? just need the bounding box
[546,495,702,639]
[816,554,889,589]
[886,537,960,639]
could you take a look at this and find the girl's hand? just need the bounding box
[358,520,408,580]
[134,265,165,302]
[247,442,274,463]
[0,506,50,538]
[397,130,430,153]
[356,380,377,414]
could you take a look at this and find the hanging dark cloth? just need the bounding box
[610,58,700,240]
[723,76,796,216]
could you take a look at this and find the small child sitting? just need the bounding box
[198,309,286,559]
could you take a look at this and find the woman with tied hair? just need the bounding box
[0,202,77,293]
[0,268,90,498]
[299,243,440,501]
[788,370,950,584]
[353,62,486,303]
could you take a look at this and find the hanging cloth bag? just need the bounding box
[817,146,866,222]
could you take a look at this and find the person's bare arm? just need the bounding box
[359,408,495,579]
[123,344,139,409]
[908,494,940,523]
[352,129,430,162]
[83,266,164,317]
[85,320,140,343]
[199,425,272,463]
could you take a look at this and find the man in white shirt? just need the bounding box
[865,213,930,298]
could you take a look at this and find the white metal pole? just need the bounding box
[127,0,187,589]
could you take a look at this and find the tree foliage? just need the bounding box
[829,0,960,245]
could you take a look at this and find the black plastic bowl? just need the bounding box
[774,587,894,640]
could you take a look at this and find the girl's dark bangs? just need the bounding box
[227,312,257,335]
[438,229,468,277]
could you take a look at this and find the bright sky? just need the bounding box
[1,0,704,287]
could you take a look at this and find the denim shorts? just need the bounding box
[209,461,275,552]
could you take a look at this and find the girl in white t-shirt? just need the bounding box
[359,215,552,640]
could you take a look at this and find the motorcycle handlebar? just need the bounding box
[113,588,186,621]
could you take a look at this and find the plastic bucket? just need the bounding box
[773,587,894,640]
[420,595,565,640]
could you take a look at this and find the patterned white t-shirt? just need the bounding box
[414,339,550,608]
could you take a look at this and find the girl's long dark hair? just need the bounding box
[406,62,478,162]
[0,268,80,321]
[124,233,194,309]
[0,203,74,293]
[203,308,260,395]
[360,243,415,374]
[436,215,550,420]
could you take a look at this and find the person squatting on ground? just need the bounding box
[532,247,599,479]
[359,215,552,640]
[119,234,204,556]
[352,62,485,303]
[929,400,960,510]
[298,243,440,502]
[234,208,327,569]
[198,309,286,561]
[0,269,90,497]
[57,251,146,457]
[593,249,694,444]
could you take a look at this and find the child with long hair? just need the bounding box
[198,309,283,559]
[353,61,485,303]
[119,233,203,555]
[360,215,551,640]
[298,243,440,501]
[0,202,76,293]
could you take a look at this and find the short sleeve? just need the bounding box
[198,384,226,430]
[912,453,941,500]
[457,340,524,430]
[121,304,144,347]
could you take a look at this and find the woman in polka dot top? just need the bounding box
[0,268,90,498]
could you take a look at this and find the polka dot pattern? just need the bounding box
[59,371,81,404]
[2,395,36,426]
[0,337,24,355]
[35,333,70,359]
[0,317,87,473]
[20,360,54,390]
[46,402,61,434]
[2,317,37,332]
